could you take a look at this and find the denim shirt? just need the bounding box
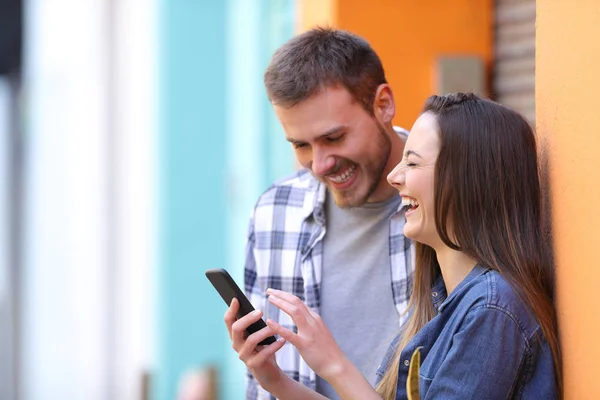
[375,265,558,399]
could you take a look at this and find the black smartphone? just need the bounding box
[205,268,276,346]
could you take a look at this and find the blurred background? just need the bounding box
[0,0,536,399]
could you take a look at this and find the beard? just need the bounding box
[325,124,392,208]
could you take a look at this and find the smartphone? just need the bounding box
[205,268,276,346]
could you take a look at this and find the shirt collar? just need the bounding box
[434,264,490,312]
[431,274,447,311]
[302,175,327,225]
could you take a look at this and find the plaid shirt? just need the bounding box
[244,138,414,399]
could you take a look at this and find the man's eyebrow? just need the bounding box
[286,126,345,144]
[317,126,345,139]
[405,150,423,159]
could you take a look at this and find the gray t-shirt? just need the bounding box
[315,193,402,399]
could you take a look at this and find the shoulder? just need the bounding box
[254,168,320,209]
[393,125,409,138]
[250,169,325,233]
[465,270,542,341]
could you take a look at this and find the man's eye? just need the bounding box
[293,142,308,149]
[326,136,342,143]
[406,162,417,167]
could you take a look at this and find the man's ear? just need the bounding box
[373,83,396,125]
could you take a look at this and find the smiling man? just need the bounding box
[243,28,414,400]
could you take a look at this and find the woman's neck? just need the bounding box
[434,246,478,294]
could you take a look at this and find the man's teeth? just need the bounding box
[328,164,356,183]
[401,197,419,208]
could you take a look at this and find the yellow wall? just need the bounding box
[296,0,336,32]
[537,1,600,397]
[297,0,493,129]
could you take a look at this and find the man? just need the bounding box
[244,27,414,399]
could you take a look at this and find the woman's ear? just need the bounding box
[373,83,396,125]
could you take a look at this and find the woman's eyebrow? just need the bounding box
[404,150,423,159]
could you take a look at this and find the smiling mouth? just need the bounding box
[326,163,356,184]
[401,196,419,212]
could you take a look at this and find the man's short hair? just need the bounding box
[264,27,387,114]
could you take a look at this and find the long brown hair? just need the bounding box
[376,93,562,399]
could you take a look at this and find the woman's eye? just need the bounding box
[406,162,417,167]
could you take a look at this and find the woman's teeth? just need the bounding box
[328,164,356,184]
[401,197,419,209]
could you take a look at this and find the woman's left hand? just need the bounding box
[265,288,349,382]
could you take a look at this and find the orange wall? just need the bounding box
[297,0,493,130]
[296,0,336,32]
[537,1,600,398]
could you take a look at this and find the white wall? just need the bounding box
[112,0,158,398]
[21,0,156,398]
[0,76,16,400]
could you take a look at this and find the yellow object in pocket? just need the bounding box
[406,347,422,400]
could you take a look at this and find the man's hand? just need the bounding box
[224,298,287,391]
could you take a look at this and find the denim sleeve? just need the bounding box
[423,306,527,399]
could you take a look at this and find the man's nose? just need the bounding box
[311,148,336,176]
[387,163,405,188]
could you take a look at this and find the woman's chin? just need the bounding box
[403,227,418,242]
[404,228,436,248]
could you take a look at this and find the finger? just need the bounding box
[266,319,300,347]
[266,289,316,318]
[308,309,322,321]
[266,288,304,304]
[224,298,240,338]
[231,309,264,349]
[247,337,286,369]
[267,292,311,329]
[238,325,277,361]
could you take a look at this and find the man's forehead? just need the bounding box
[274,86,355,113]
[276,106,357,139]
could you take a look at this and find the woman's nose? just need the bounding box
[387,162,405,188]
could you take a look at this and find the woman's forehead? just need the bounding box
[406,113,440,157]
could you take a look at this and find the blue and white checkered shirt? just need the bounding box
[244,135,414,399]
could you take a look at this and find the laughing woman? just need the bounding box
[224,93,562,399]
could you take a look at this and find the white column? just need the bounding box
[112,0,158,398]
[22,0,110,399]
[0,77,15,400]
[22,0,157,398]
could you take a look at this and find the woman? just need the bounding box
[225,93,562,399]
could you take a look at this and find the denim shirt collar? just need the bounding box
[431,274,447,311]
[433,264,491,312]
